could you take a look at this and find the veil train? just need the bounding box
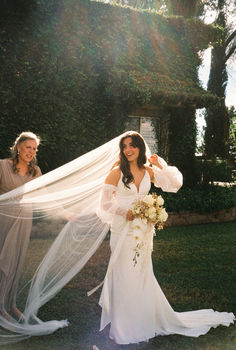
[0,132,135,344]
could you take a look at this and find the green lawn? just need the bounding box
[2,221,236,350]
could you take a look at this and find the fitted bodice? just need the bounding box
[110,170,151,235]
[116,170,151,207]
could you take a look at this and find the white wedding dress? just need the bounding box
[98,168,235,345]
[0,131,234,345]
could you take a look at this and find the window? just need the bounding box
[125,116,157,154]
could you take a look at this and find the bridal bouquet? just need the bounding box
[130,193,168,266]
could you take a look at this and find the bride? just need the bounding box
[97,131,235,344]
[0,131,234,345]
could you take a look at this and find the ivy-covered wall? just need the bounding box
[0,0,217,173]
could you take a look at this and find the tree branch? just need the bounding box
[225,44,236,62]
[225,29,236,48]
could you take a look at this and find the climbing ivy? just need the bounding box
[0,0,217,173]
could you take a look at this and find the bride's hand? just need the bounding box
[126,209,134,221]
[62,210,78,222]
[148,154,163,170]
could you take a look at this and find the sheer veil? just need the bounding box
[0,131,150,344]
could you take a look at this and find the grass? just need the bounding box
[2,221,236,350]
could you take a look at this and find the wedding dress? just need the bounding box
[98,167,235,344]
[0,131,234,344]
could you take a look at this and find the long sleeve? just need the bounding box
[152,156,183,193]
[97,184,127,224]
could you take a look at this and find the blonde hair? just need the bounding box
[10,131,41,176]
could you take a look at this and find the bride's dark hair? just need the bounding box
[118,132,147,188]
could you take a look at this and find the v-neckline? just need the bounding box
[132,170,147,193]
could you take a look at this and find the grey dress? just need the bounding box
[0,159,41,314]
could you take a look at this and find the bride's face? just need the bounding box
[122,137,140,163]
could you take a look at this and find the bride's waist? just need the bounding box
[116,194,146,205]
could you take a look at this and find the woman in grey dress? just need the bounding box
[0,131,41,320]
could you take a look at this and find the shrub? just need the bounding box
[152,184,236,213]
[196,157,234,184]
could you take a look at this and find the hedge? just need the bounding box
[152,184,236,213]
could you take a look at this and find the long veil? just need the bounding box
[0,131,150,344]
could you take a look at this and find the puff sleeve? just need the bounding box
[97,184,127,224]
[152,156,183,193]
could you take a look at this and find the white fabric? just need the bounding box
[0,132,124,344]
[96,184,128,224]
[98,169,235,344]
[152,160,183,193]
[0,131,234,345]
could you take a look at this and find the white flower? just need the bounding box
[159,208,168,222]
[143,194,155,206]
[148,207,156,216]
[131,192,167,267]
[149,212,157,220]
[157,195,164,206]
[132,206,140,215]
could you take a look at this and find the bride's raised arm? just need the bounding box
[148,154,183,193]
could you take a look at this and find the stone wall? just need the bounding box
[31,208,236,239]
[165,207,236,227]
